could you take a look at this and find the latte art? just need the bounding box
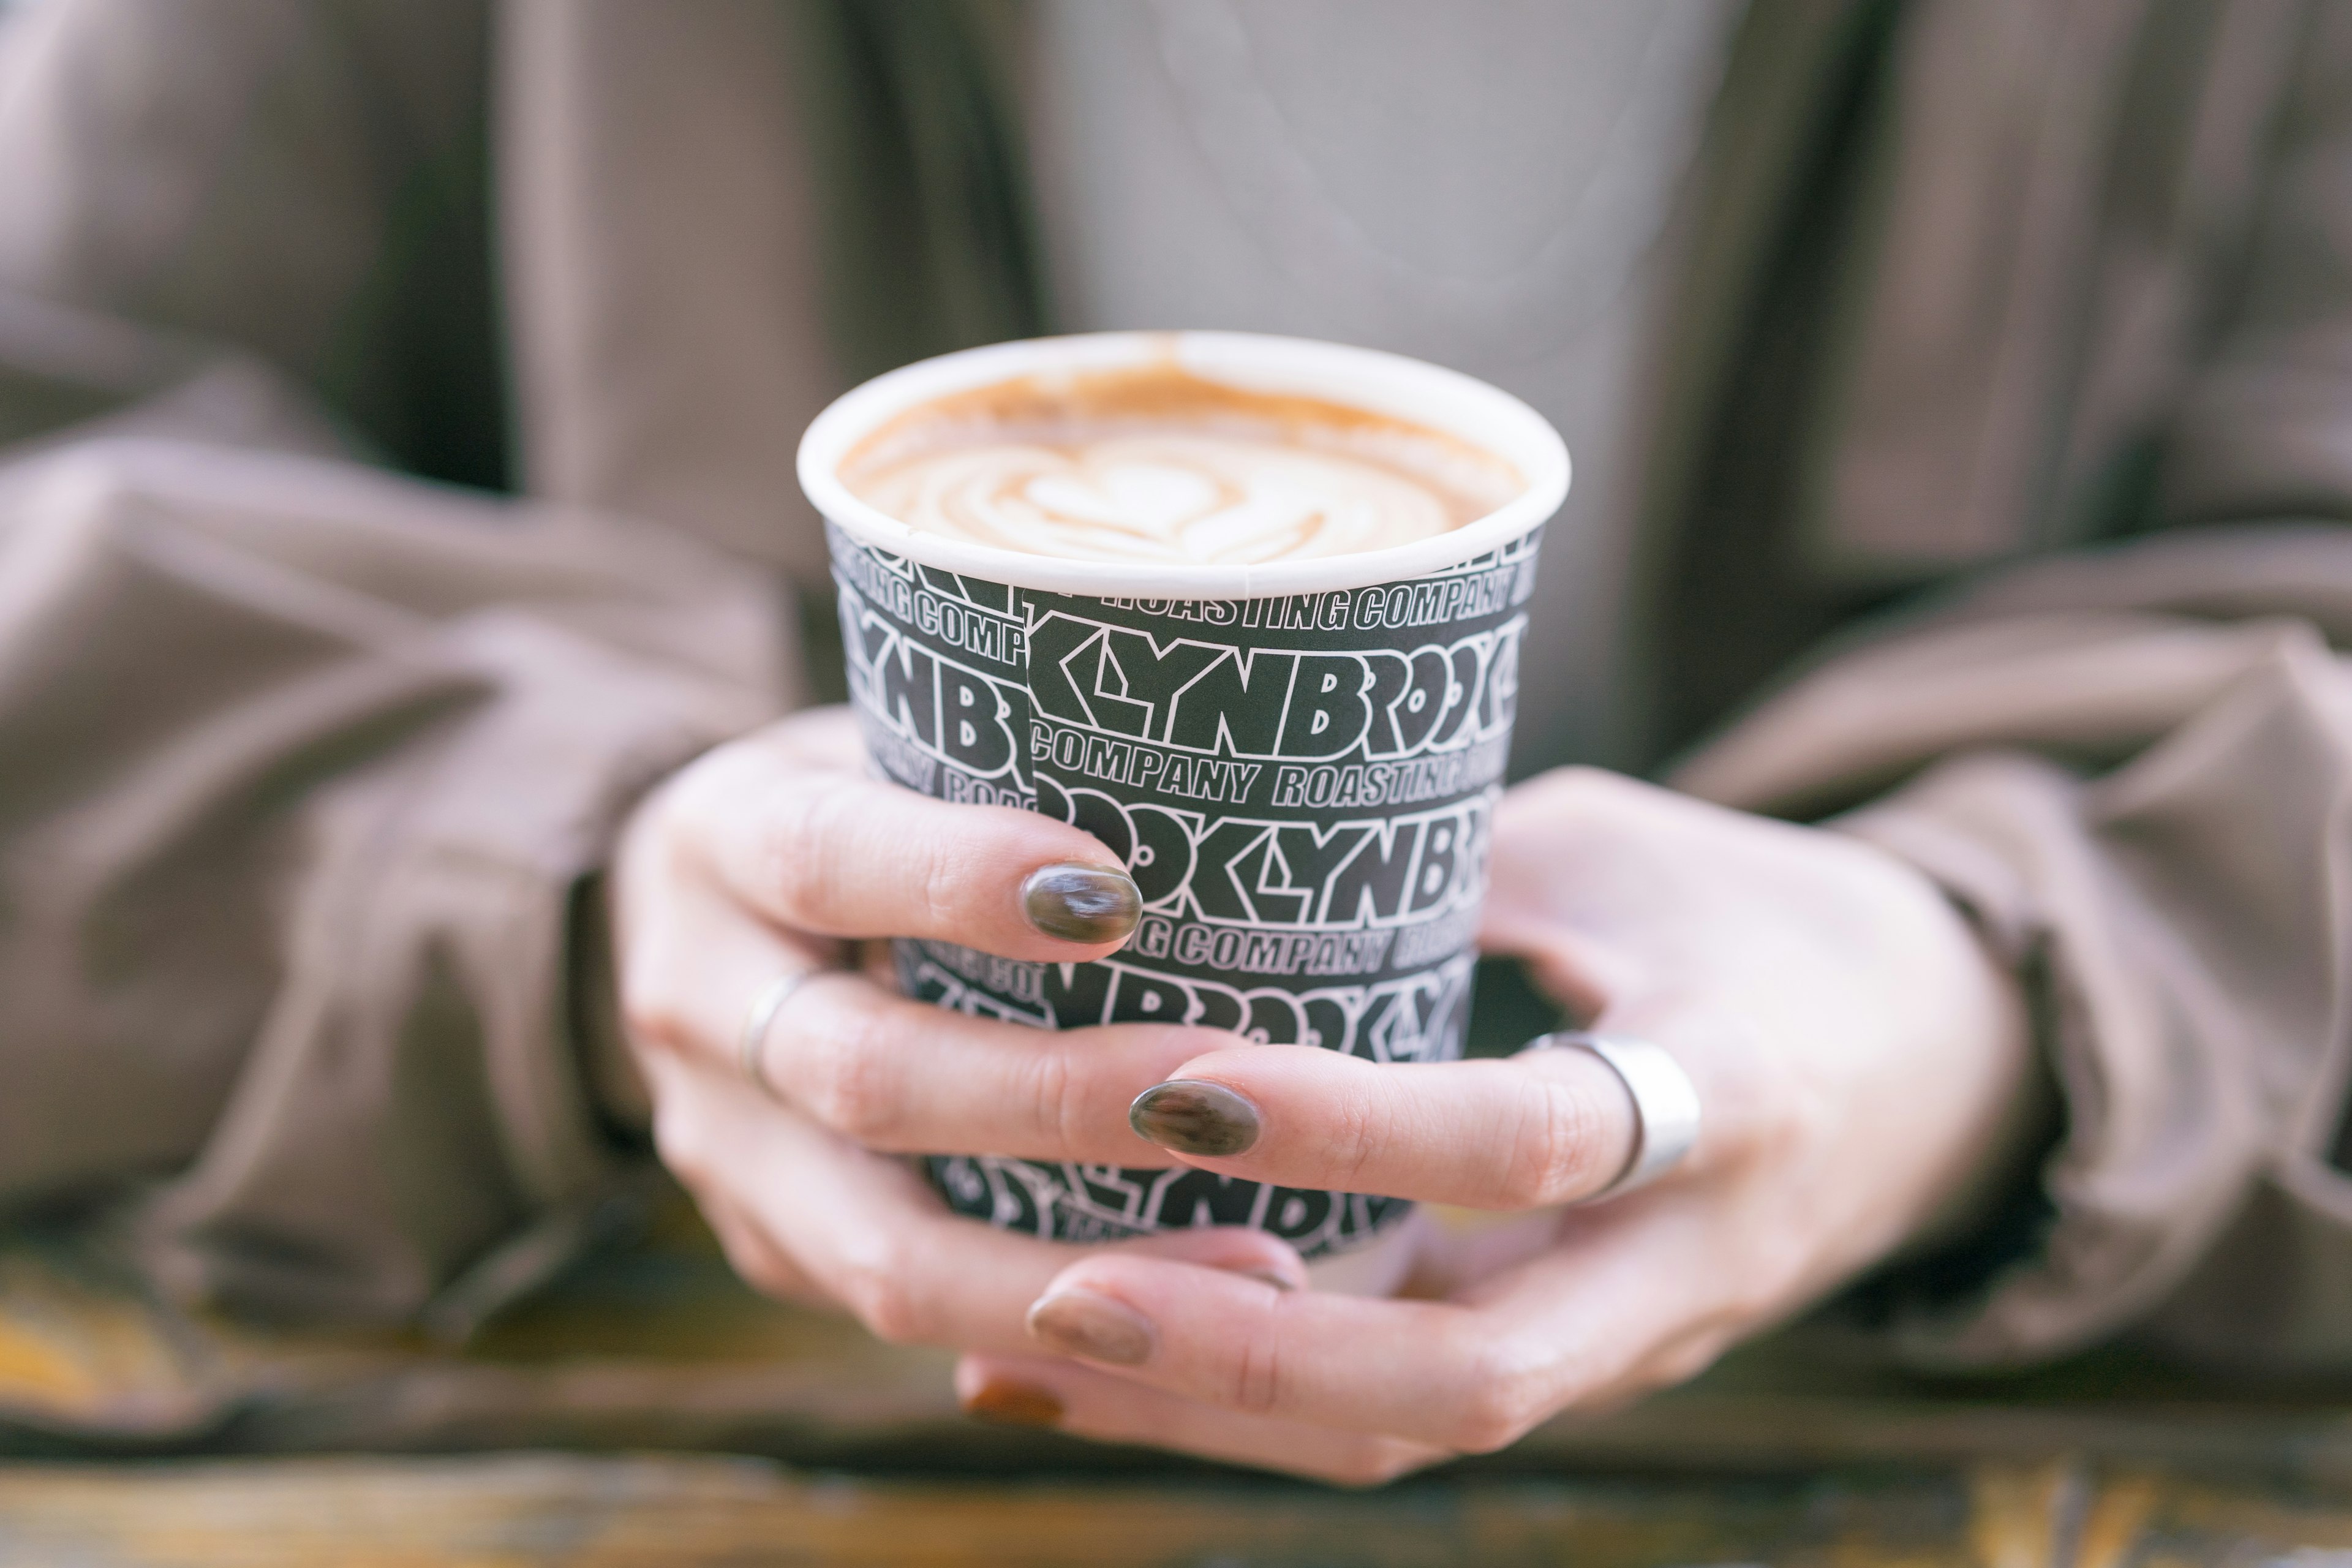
[840,366,1521,566]
[853,434,1468,565]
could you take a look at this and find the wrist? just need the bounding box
[1893,897,2052,1261]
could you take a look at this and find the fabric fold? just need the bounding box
[0,436,782,1321]
[1680,527,2352,1368]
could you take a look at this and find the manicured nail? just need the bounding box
[961,1379,1065,1429]
[1026,1287,1156,1366]
[1022,863,1142,944]
[1129,1080,1262,1158]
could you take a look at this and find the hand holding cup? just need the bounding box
[608,706,1306,1351]
[957,769,2040,1482]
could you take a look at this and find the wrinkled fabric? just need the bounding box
[0,1,785,1321]
[0,393,781,1319]
[1667,0,2352,1368]
[1680,529,2352,1368]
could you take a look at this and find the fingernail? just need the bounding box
[1022,863,1142,944]
[1026,1287,1156,1366]
[961,1378,1065,1430]
[1235,1267,1295,1293]
[1129,1080,1262,1158]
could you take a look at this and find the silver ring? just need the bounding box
[740,968,829,1099]
[1525,1031,1701,1200]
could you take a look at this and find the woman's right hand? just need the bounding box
[606,705,1305,1354]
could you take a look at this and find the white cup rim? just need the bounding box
[796,331,1570,598]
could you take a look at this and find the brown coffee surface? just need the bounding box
[840,363,1522,566]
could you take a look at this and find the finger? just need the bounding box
[643,1045,1303,1353]
[1019,1191,1760,1452]
[691,1185,827,1310]
[1016,1256,1532,1451]
[955,1354,1448,1486]
[626,898,1246,1159]
[774,977,1265,1160]
[1125,1044,1642,1209]
[680,737,1142,958]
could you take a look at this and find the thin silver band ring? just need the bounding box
[741,968,831,1099]
[1526,1031,1702,1200]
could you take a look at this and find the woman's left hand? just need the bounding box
[956,767,2037,1483]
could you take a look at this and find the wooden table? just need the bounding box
[8,1453,2352,1566]
[7,1195,2352,1564]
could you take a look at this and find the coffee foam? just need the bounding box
[838,366,1524,567]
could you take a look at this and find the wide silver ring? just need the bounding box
[1526,1031,1702,1200]
[740,968,829,1099]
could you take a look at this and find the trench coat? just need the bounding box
[3,0,2351,1376]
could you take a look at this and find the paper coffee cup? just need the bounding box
[799,332,1569,1278]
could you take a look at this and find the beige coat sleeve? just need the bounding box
[1675,0,2352,1376]
[1676,3,2352,1372]
[0,3,786,1324]
[1676,533,2352,1370]
[0,418,780,1322]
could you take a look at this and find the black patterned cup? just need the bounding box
[799,332,1569,1289]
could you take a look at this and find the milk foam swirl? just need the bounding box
[852,434,1474,566]
[839,367,1522,567]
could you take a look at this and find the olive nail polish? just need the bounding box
[1022,863,1142,944]
[1026,1288,1156,1366]
[1129,1080,1262,1158]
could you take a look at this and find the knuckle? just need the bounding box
[618,984,692,1062]
[762,778,985,937]
[1019,1046,1081,1146]
[832,1240,930,1345]
[614,934,696,1058]
[1442,1337,1555,1453]
[1495,1077,1610,1208]
[759,777,867,929]
[1327,1439,1431,1489]
[1226,1327,1287,1417]
[649,1099,710,1191]
[628,768,698,848]
[1319,1095,1385,1190]
[794,997,904,1144]
[909,832,980,933]
[1444,1388,1539,1455]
